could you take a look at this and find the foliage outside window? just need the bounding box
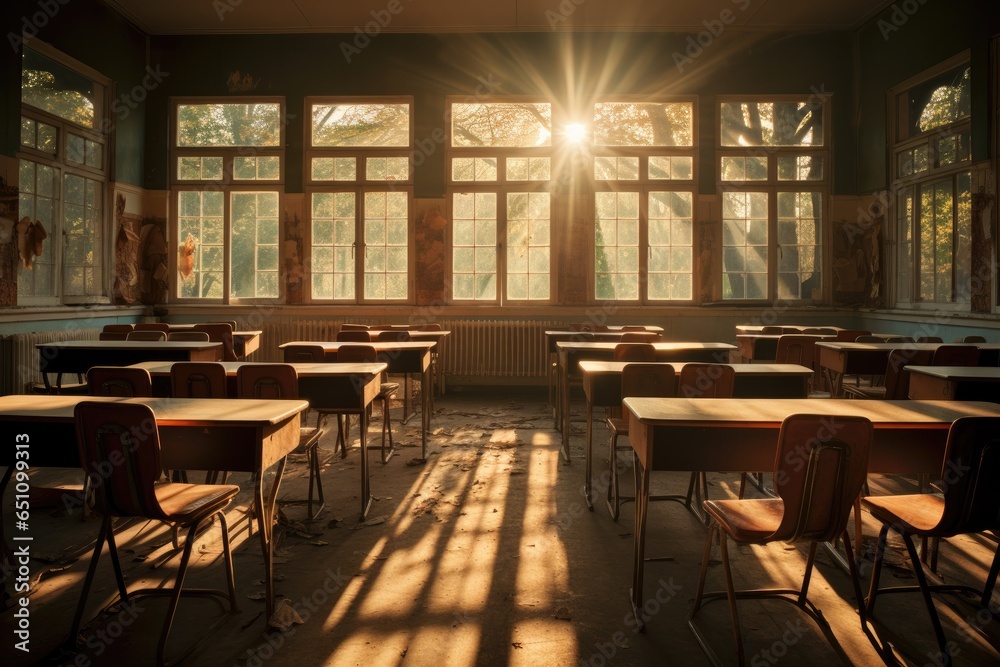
[306,99,413,302]
[447,100,553,304]
[171,99,284,302]
[892,58,973,307]
[718,97,827,302]
[18,43,108,304]
[593,100,696,302]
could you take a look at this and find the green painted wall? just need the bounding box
[855,0,995,194]
[2,0,148,186]
[145,30,856,197]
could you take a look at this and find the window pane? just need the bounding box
[908,65,970,136]
[22,48,96,128]
[311,157,357,181]
[452,192,497,300]
[777,156,824,181]
[230,192,280,299]
[593,102,693,146]
[649,156,693,180]
[311,192,357,300]
[595,191,639,300]
[177,103,282,147]
[16,160,58,298]
[364,191,408,300]
[648,192,693,300]
[721,101,823,146]
[507,192,550,301]
[722,191,768,300]
[178,191,225,299]
[234,156,280,180]
[506,157,550,181]
[776,192,821,300]
[451,103,551,147]
[721,156,768,181]
[311,103,409,147]
[178,156,224,180]
[62,173,102,296]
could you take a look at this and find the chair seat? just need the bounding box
[297,427,321,452]
[606,417,628,437]
[379,382,399,396]
[862,492,945,535]
[153,482,239,523]
[703,498,785,542]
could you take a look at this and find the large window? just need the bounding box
[18,43,108,304]
[447,100,552,303]
[307,99,412,302]
[718,97,827,301]
[892,56,973,307]
[171,99,284,302]
[592,100,696,302]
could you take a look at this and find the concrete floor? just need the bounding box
[3,386,1000,666]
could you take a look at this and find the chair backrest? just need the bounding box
[620,332,660,343]
[854,335,884,343]
[133,322,171,333]
[570,322,599,332]
[339,323,369,331]
[171,362,228,398]
[760,326,784,335]
[774,335,822,368]
[75,401,167,520]
[770,414,874,543]
[835,330,872,341]
[102,324,134,334]
[883,348,935,400]
[613,343,656,362]
[192,323,237,361]
[882,336,915,343]
[955,335,987,343]
[802,327,837,335]
[413,323,442,331]
[236,363,299,399]
[376,330,411,342]
[933,417,1000,535]
[166,331,211,342]
[917,336,943,343]
[677,363,735,398]
[282,344,328,362]
[99,332,129,341]
[88,366,152,397]
[336,344,379,364]
[932,344,980,367]
[620,363,676,400]
[337,330,372,342]
[126,330,167,341]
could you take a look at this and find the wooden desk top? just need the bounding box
[557,341,735,352]
[36,340,223,351]
[0,395,308,426]
[579,361,813,377]
[906,366,1000,381]
[622,397,1000,427]
[280,340,435,352]
[816,341,1000,352]
[132,360,387,377]
[735,325,843,335]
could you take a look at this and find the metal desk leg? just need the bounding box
[584,398,594,509]
[421,366,429,460]
[360,408,372,519]
[630,454,650,632]
[254,457,287,621]
[560,364,571,462]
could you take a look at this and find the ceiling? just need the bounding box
[102,0,894,35]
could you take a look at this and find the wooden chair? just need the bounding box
[336,345,396,464]
[192,323,237,361]
[676,363,736,512]
[882,336,915,343]
[954,335,987,343]
[619,331,660,343]
[71,402,238,666]
[126,330,167,341]
[376,330,411,342]
[854,335,883,343]
[917,336,943,343]
[99,331,129,340]
[166,331,210,342]
[100,324,133,340]
[864,417,1000,666]
[605,363,676,521]
[760,326,784,335]
[843,348,935,400]
[236,364,325,519]
[339,323,369,331]
[835,329,872,341]
[134,322,171,333]
[802,327,837,335]
[613,343,656,362]
[88,366,152,397]
[775,334,825,394]
[932,344,980,367]
[282,344,328,362]
[690,414,874,666]
[170,362,227,398]
[336,330,371,342]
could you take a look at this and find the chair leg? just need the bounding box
[865,524,890,618]
[900,532,953,667]
[217,512,238,611]
[156,516,204,667]
[69,515,110,644]
[104,518,131,603]
[798,541,819,604]
[719,531,746,666]
[983,541,1000,608]
[691,522,718,614]
[307,445,325,519]
[841,529,868,625]
[606,432,620,521]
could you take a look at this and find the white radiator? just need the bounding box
[0,328,101,394]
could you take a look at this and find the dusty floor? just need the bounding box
[3,385,1000,666]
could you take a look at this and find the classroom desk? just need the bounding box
[132,361,386,518]
[0,395,307,620]
[556,341,736,460]
[734,325,842,335]
[578,362,813,508]
[816,342,1000,397]
[907,366,1000,402]
[735,333,836,362]
[279,341,434,458]
[621,397,1000,630]
[167,325,262,359]
[36,341,223,392]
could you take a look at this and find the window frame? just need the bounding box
[168,96,286,305]
[715,94,831,304]
[445,96,556,306]
[590,95,699,304]
[304,96,414,304]
[17,39,112,306]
